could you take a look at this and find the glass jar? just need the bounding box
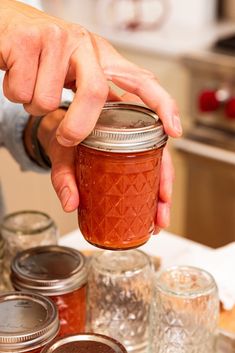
[87,249,154,353]
[150,266,219,353]
[1,210,58,289]
[11,245,88,336]
[0,291,59,353]
[41,333,127,353]
[76,102,168,250]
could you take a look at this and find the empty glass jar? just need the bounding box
[150,266,219,353]
[87,249,154,353]
[1,210,58,289]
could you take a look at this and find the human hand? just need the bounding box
[0,0,182,147]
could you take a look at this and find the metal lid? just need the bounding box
[41,333,127,353]
[11,246,88,296]
[81,102,168,152]
[0,291,59,352]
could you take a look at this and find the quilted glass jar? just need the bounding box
[11,246,88,336]
[76,102,168,250]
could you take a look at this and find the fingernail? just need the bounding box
[172,115,182,135]
[56,134,76,147]
[60,187,71,209]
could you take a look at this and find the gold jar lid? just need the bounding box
[81,102,168,153]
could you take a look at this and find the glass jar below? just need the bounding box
[0,291,59,353]
[11,245,88,336]
[76,102,168,250]
[0,210,58,289]
[87,249,154,353]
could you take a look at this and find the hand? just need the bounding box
[0,0,182,147]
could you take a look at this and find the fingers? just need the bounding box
[24,25,70,115]
[56,32,109,146]
[50,141,79,212]
[155,147,174,231]
[93,35,182,138]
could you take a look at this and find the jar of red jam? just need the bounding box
[41,333,127,353]
[11,246,88,336]
[76,102,168,250]
[0,291,59,353]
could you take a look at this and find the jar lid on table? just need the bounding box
[41,333,127,353]
[0,291,59,352]
[11,245,88,296]
[81,102,168,153]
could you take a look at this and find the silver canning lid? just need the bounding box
[81,102,168,152]
[11,246,88,296]
[41,333,127,353]
[0,291,59,352]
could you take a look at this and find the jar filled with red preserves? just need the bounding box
[76,102,168,250]
[41,333,127,353]
[0,291,59,353]
[11,246,88,336]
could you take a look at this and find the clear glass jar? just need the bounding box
[41,333,127,353]
[0,291,59,353]
[87,249,154,353]
[76,102,168,250]
[1,210,58,289]
[11,245,88,336]
[150,266,219,353]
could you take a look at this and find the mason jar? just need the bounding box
[1,210,58,289]
[87,249,154,353]
[41,333,127,353]
[0,291,59,353]
[76,102,168,250]
[150,266,219,353]
[11,245,88,336]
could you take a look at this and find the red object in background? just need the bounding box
[198,90,220,112]
[225,98,235,119]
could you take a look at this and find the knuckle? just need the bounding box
[46,23,67,42]
[87,81,109,101]
[35,94,60,112]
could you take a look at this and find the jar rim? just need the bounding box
[1,210,55,235]
[155,265,218,298]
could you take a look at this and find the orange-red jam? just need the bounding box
[76,102,167,250]
[77,146,163,249]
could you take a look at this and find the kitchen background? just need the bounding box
[1,0,235,246]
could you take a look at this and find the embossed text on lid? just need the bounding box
[0,292,59,352]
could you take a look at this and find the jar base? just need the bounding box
[83,236,149,251]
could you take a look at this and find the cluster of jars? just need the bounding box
[0,103,220,353]
[0,211,153,353]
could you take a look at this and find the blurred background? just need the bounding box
[1,0,235,247]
